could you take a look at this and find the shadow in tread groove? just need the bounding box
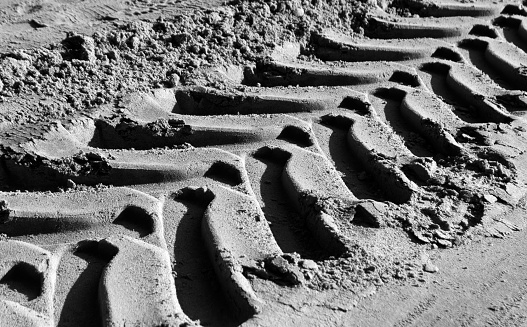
[431,47,463,62]
[0,262,42,302]
[501,28,527,55]
[277,126,314,147]
[316,120,386,201]
[420,70,486,124]
[370,91,434,158]
[56,243,109,327]
[112,206,154,238]
[460,44,516,90]
[501,4,527,16]
[0,215,95,236]
[493,16,527,54]
[203,161,243,186]
[389,71,422,87]
[469,25,499,38]
[250,154,327,259]
[171,198,237,327]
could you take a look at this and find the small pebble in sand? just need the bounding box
[483,194,498,203]
[300,259,318,270]
[293,7,305,17]
[423,262,439,273]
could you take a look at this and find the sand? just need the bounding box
[1,0,527,325]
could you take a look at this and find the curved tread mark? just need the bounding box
[313,30,444,62]
[248,152,324,257]
[318,114,389,201]
[1,187,164,242]
[98,236,192,327]
[174,85,345,115]
[493,16,527,54]
[245,57,382,87]
[386,86,466,156]
[255,145,357,256]
[246,56,423,87]
[55,242,108,327]
[459,37,527,91]
[346,113,434,203]
[416,1,502,17]
[168,197,235,325]
[29,113,315,154]
[367,16,464,39]
[103,149,241,187]
[0,147,245,190]
[175,185,281,321]
[325,111,423,191]
[94,117,280,149]
[421,60,524,121]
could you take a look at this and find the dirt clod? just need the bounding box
[423,262,439,273]
[300,259,319,270]
[265,255,306,286]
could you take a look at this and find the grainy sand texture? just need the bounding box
[1,0,527,325]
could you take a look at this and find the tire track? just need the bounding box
[3,0,527,326]
[486,282,527,327]
[313,119,386,201]
[370,89,435,158]
[166,196,238,326]
[54,244,107,327]
[494,16,527,54]
[393,295,438,327]
[245,154,321,258]
[459,37,527,91]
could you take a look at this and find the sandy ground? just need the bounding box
[0,0,224,50]
[1,0,527,326]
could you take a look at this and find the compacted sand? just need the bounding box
[1,0,527,325]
